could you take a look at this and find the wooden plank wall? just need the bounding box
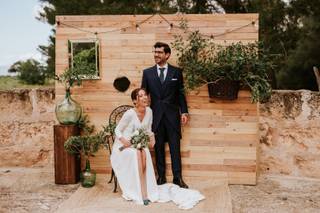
[55,14,259,185]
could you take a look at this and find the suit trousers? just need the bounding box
[154,115,182,178]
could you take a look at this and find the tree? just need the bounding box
[38,32,55,79]
[9,59,46,85]
[277,17,320,90]
[37,0,320,90]
[275,0,320,90]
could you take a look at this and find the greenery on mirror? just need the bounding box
[72,47,98,77]
[172,28,274,103]
[55,42,98,90]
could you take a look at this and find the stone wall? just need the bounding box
[0,89,55,168]
[259,90,320,178]
[1,89,320,179]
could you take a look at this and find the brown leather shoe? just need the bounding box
[157,176,167,185]
[173,177,188,188]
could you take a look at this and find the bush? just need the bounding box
[9,59,46,85]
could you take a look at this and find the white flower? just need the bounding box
[133,130,139,136]
[137,143,141,149]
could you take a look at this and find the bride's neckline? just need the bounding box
[133,107,147,123]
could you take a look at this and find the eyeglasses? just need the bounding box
[152,50,165,54]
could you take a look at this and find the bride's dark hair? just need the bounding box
[131,88,147,104]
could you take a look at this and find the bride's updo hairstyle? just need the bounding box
[131,88,147,106]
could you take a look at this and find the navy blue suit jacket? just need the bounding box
[141,64,188,137]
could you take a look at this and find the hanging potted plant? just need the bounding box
[172,29,273,102]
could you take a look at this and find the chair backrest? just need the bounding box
[109,105,133,144]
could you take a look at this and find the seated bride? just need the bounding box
[110,88,204,208]
[110,88,157,205]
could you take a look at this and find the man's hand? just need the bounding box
[149,133,155,148]
[181,113,189,125]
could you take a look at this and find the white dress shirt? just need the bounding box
[157,63,168,80]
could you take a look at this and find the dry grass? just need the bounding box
[0,76,54,90]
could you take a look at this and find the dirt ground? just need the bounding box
[1,167,320,213]
[0,168,78,213]
[230,175,320,213]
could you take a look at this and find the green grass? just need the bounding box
[0,76,54,90]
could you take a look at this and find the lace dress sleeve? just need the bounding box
[114,110,132,139]
[146,107,153,136]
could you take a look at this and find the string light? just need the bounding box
[56,14,258,40]
[252,20,259,30]
[210,35,214,42]
[136,24,141,32]
[167,23,173,32]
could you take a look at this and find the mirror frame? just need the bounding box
[68,38,100,79]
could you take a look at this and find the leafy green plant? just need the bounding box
[54,67,82,92]
[73,47,97,77]
[55,47,97,91]
[172,28,274,103]
[9,59,46,85]
[64,115,116,161]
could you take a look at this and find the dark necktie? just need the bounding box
[159,68,165,84]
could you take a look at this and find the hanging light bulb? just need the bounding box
[136,24,141,32]
[252,20,259,30]
[167,23,173,32]
[155,5,161,12]
[210,35,214,42]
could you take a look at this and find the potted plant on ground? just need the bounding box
[64,116,115,187]
[172,29,274,103]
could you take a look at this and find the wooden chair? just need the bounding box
[105,105,133,192]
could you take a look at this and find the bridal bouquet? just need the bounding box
[119,128,150,151]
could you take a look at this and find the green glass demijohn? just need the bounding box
[55,89,82,125]
[80,159,96,187]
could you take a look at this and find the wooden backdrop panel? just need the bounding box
[56,14,259,185]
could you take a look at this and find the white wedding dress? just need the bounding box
[110,107,205,209]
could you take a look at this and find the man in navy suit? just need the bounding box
[141,42,189,188]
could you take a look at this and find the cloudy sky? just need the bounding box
[0,0,51,75]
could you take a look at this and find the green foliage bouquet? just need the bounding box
[172,26,275,103]
[55,47,97,91]
[119,128,150,151]
[55,68,82,92]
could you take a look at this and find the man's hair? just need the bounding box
[154,42,171,54]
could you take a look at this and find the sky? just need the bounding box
[0,0,52,75]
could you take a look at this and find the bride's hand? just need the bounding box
[120,137,131,148]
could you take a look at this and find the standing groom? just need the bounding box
[141,42,189,188]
